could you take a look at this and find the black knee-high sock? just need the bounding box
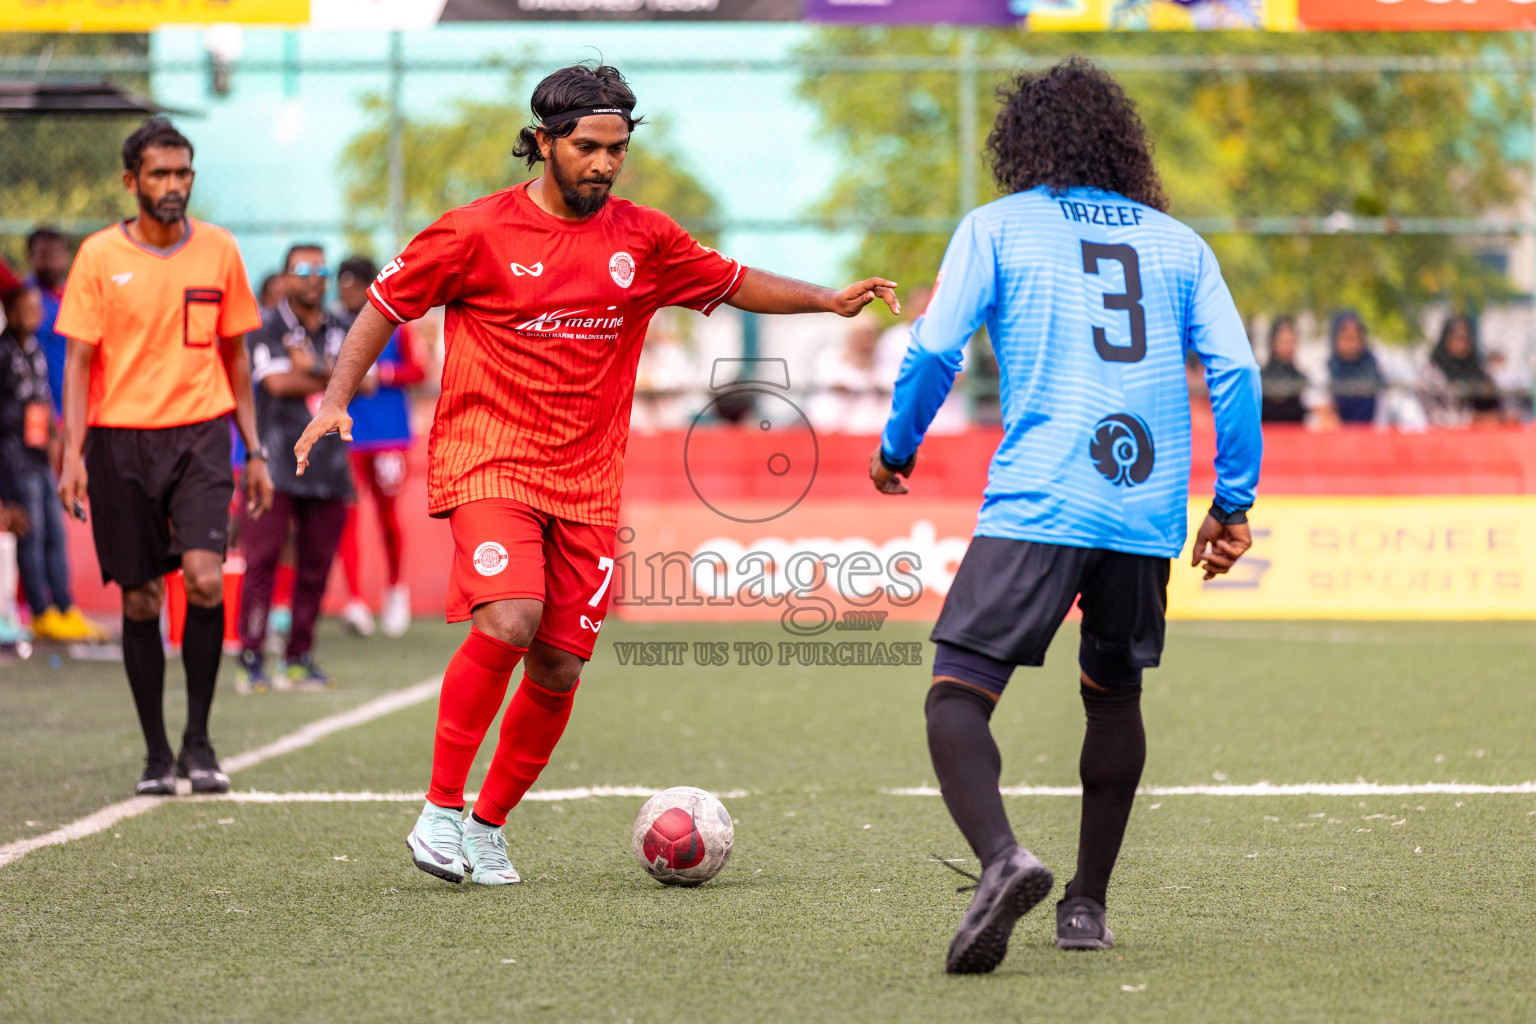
[925,682,1017,870]
[1065,684,1146,907]
[121,615,171,762]
[181,603,224,747]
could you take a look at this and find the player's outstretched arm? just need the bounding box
[294,303,395,475]
[728,267,900,318]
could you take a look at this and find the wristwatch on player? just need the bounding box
[246,445,270,463]
[1208,500,1249,525]
[878,448,917,476]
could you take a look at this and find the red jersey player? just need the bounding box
[295,64,899,886]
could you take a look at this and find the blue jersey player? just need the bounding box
[870,58,1263,973]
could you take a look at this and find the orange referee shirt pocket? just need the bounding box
[183,288,223,347]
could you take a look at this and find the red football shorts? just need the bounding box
[446,498,616,660]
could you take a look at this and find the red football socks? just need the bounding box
[426,628,528,809]
[472,675,578,826]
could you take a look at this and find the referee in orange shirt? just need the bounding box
[55,118,274,796]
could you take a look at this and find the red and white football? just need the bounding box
[632,786,734,887]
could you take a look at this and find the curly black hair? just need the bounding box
[512,63,645,170]
[122,116,194,176]
[986,57,1167,212]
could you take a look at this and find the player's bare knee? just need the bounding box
[123,580,164,621]
[180,550,225,607]
[183,570,223,606]
[524,643,582,693]
[471,598,541,649]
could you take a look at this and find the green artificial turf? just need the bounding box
[0,622,463,844]
[1,619,1534,1023]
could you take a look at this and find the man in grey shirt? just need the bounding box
[235,244,353,692]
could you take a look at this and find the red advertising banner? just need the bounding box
[1299,0,1536,31]
[62,427,1536,621]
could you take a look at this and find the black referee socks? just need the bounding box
[925,681,1017,870]
[121,615,171,763]
[1065,683,1146,907]
[181,603,224,747]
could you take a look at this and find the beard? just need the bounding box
[139,190,187,226]
[549,149,613,217]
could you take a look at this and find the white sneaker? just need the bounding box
[462,822,521,885]
[341,599,375,637]
[381,583,410,637]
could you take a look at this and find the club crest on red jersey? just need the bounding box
[472,541,509,577]
[609,251,636,289]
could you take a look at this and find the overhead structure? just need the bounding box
[0,80,182,117]
[5,0,1536,30]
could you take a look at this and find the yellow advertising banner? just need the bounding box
[1025,0,1297,31]
[0,0,307,31]
[1168,496,1536,620]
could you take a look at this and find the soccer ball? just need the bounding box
[632,786,734,887]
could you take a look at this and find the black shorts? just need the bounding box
[84,417,235,589]
[932,536,1170,671]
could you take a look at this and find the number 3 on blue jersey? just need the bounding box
[1081,241,1146,364]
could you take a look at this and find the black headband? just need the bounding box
[537,106,634,130]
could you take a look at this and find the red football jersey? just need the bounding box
[368,182,746,526]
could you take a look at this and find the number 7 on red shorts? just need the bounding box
[445,498,617,660]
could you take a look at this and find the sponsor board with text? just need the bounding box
[612,495,1536,625]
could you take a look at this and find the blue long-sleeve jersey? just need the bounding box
[882,186,1262,559]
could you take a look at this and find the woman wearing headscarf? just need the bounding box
[1418,315,1501,427]
[1327,311,1385,425]
[1260,316,1308,423]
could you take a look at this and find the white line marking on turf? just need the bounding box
[178,786,749,804]
[0,677,443,869]
[220,678,443,773]
[888,782,1536,797]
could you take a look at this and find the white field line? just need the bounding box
[0,677,443,869]
[180,786,750,804]
[889,782,1536,798]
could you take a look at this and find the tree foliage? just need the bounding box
[0,34,150,266]
[340,75,721,253]
[797,29,1533,340]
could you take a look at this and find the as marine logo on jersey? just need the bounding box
[609,251,636,289]
[1089,413,1155,486]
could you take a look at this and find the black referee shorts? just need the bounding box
[931,536,1169,692]
[84,417,235,590]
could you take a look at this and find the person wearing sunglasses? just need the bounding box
[235,244,353,693]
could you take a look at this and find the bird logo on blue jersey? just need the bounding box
[1090,413,1156,486]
